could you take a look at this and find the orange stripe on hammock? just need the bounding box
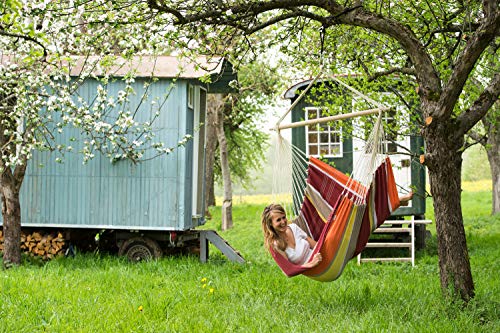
[303,196,354,277]
[385,157,400,211]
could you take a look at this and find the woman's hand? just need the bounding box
[399,191,413,206]
[302,252,322,269]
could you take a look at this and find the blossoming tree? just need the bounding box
[0,0,185,265]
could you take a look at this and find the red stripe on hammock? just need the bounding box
[308,161,360,205]
[353,188,373,257]
[301,196,326,240]
[385,157,401,211]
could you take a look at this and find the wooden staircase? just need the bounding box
[357,218,432,266]
[198,230,245,263]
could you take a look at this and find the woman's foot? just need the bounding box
[399,191,413,206]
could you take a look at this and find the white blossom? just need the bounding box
[0,0,187,172]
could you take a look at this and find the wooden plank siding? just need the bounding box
[13,78,201,231]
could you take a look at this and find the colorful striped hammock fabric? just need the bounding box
[270,156,401,282]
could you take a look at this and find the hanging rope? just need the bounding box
[274,65,324,133]
[276,75,389,131]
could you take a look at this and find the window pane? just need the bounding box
[308,123,318,131]
[320,145,329,155]
[330,133,340,143]
[331,144,341,156]
[387,142,398,153]
[307,109,318,119]
[320,133,329,143]
[308,133,318,144]
[305,108,326,157]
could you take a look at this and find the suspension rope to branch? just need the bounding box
[274,71,390,132]
[274,64,324,132]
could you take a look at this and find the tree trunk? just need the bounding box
[485,119,500,215]
[205,95,219,216]
[424,121,475,301]
[486,142,500,215]
[1,174,22,266]
[214,94,233,230]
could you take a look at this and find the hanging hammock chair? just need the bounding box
[270,154,401,282]
[270,75,403,282]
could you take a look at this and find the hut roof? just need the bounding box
[1,54,236,92]
[69,55,226,79]
[284,75,354,99]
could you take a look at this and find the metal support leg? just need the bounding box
[199,231,209,263]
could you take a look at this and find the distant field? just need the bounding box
[224,178,492,206]
[227,193,286,205]
[462,179,491,192]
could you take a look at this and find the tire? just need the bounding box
[118,237,163,262]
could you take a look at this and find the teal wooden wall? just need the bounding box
[10,78,203,231]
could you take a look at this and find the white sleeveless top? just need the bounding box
[285,224,313,265]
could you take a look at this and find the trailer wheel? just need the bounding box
[118,237,162,262]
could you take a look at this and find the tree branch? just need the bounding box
[457,72,500,136]
[0,29,48,58]
[437,0,500,120]
[331,5,441,101]
[150,0,442,101]
[147,0,186,22]
[246,9,330,34]
[466,130,488,146]
[368,67,416,81]
[149,0,330,26]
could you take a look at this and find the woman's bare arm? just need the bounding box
[301,253,322,268]
[306,236,317,249]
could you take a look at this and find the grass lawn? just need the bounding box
[0,181,498,332]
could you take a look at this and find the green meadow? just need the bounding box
[0,180,498,332]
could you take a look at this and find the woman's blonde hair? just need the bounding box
[261,203,287,251]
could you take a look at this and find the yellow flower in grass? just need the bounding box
[209,288,214,294]
[138,305,143,312]
[202,283,207,289]
[201,277,207,284]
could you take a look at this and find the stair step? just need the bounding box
[357,219,427,267]
[374,228,411,233]
[365,242,412,248]
[359,257,412,262]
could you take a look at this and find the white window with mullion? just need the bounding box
[305,107,343,158]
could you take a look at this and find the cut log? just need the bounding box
[0,230,67,260]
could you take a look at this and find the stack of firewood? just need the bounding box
[0,230,65,259]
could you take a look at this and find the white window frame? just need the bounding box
[187,84,194,109]
[381,109,398,153]
[305,107,343,158]
[191,86,207,219]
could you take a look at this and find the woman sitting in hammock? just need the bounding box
[262,192,413,267]
[262,203,323,268]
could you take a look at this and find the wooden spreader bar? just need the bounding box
[276,107,389,131]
